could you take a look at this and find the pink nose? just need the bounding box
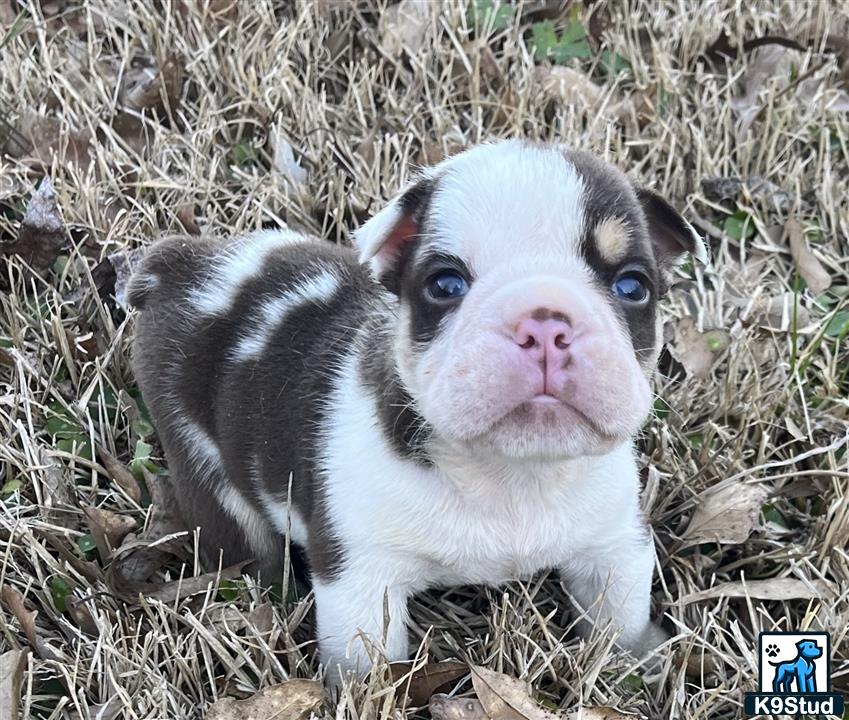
[513,313,574,365]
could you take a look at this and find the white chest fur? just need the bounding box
[317,350,642,590]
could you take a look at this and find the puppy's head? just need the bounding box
[354,140,707,460]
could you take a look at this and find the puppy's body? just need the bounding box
[130,141,706,681]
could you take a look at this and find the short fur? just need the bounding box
[129,140,707,685]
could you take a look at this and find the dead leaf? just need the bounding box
[109,248,146,310]
[683,650,720,677]
[64,328,101,361]
[731,43,849,135]
[0,586,63,662]
[461,40,503,84]
[745,292,812,333]
[204,678,325,720]
[267,128,307,186]
[430,694,490,720]
[83,505,137,561]
[0,649,27,720]
[65,596,99,637]
[700,176,806,213]
[470,665,557,720]
[1,177,67,270]
[176,204,201,235]
[120,55,184,113]
[681,577,836,604]
[4,116,92,170]
[536,66,630,121]
[39,453,77,528]
[245,603,274,636]
[568,709,634,720]
[379,0,431,58]
[96,446,141,503]
[668,317,731,379]
[391,661,468,707]
[785,219,830,295]
[683,481,767,545]
[108,470,187,586]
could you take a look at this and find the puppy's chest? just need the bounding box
[332,462,605,586]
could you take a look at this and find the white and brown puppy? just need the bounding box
[129,140,707,683]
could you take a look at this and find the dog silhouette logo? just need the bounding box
[769,639,822,693]
[744,631,844,716]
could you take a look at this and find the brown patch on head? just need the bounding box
[594,216,631,265]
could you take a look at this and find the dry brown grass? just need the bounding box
[1,1,848,718]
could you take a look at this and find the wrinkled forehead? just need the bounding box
[423,142,651,274]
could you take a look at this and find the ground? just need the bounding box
[1,1,848,719]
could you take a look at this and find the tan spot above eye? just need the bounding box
[594,217,630,264]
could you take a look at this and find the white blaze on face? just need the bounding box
[395,141,654,460]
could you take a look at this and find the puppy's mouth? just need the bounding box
[529,393,560,405]
[510,394,619,440]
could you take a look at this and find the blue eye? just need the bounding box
[612,272,650,303]
[427,270,469,300]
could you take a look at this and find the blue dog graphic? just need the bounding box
[771,639,822,693]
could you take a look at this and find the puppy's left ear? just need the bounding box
[353,175,435,292]
[636,187,709,266]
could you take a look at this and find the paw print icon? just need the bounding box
[765,644,781,658]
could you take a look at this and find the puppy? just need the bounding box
[128,140,707,683]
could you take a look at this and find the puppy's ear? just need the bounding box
[636,187,709,266]
[353,176,435,292]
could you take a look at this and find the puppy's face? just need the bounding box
[355,141,707,460]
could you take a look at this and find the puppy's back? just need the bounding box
[127,229,372,574]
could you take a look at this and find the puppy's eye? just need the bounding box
[612,272,650,304]
[427,270,469,300]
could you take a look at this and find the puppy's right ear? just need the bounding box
[353,176,435,292]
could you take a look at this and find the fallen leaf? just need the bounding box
[745,292,812,333]
[1,177,67,270]
[65,596,99,637]
[108,470,187,586]
[83,505,137,561]
[245,603,274,635]
[668,317,731,379]
[683,481,767,545]
[39,453,77,528]
[470,665,558,720]
[0,649,27,720]
[267,128,308,186]
[0,586,63,662]
[391,661,468,707]
[96,446,142,503]
[3,116,92,169]
[700,176,806,213]
[120,55,184,113]
[64,328,101,361]
[379,0,431,58]
[109,248,146,310]
[681,577,836,604]
[176,204,201,235]
[536,66,630,121]
[568,708,634,720]
[731,43,849,134]
[205,678,326,720]
[683,650,720,677]
[354,125,379,168]
[430,694,490,720]
[785,219,830,296]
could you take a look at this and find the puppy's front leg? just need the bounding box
[560,527,666,657]
[313,563,411,686]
